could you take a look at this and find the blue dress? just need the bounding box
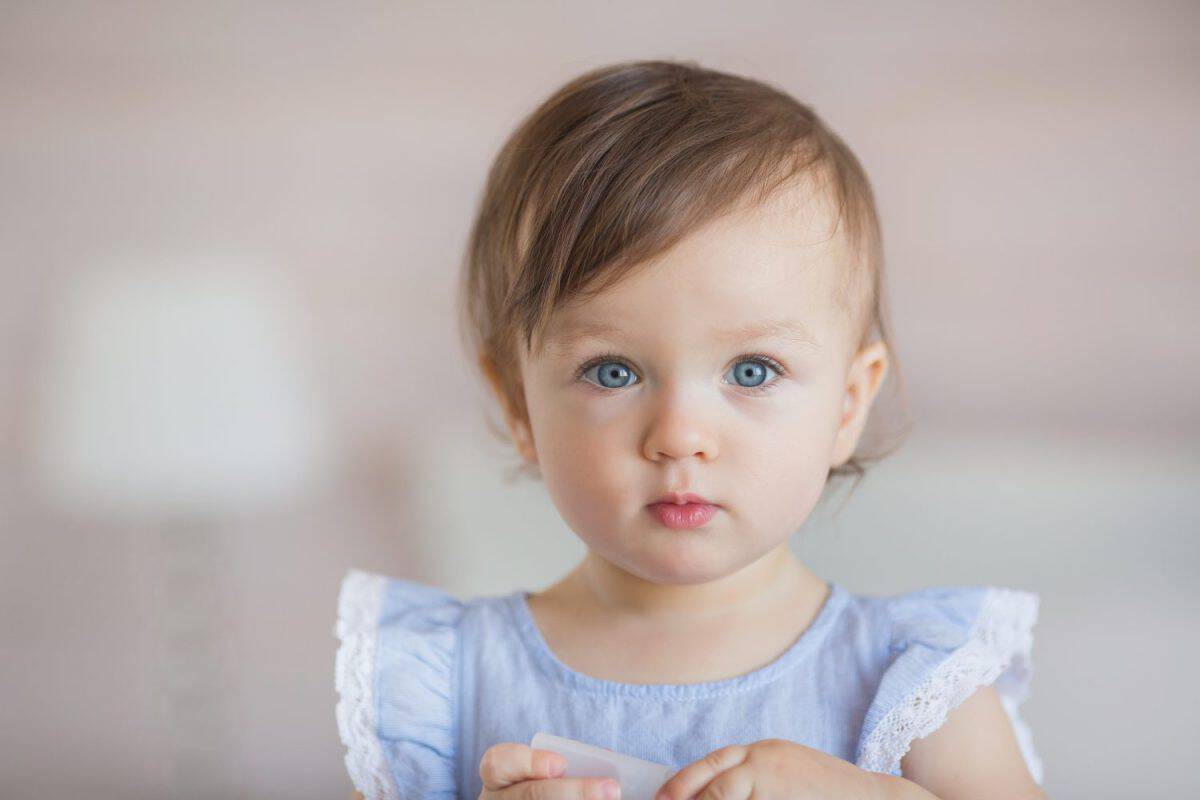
[334,568,1044,799]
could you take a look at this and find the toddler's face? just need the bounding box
[498,180,888,588]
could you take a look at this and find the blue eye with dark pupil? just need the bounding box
[735,361,767,387]
[595,362,633,388]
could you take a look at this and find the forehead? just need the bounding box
[541,177,848,354]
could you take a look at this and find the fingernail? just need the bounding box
[547,755,567,776]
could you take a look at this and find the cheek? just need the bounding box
[529,390,631,470]
[525,389,632,531]
[731,393,842,524]
[743,403,837,471]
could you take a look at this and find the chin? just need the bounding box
[629,545,739,585]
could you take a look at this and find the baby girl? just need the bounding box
[336,58,1046,800]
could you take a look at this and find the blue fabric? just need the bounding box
[337,569,1042,799]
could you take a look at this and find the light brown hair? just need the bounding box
[458,59,910,498]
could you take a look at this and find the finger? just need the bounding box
[492,776,622,800]
[654,744,749,800]
[692,764,754,800]
[479,743,568,790]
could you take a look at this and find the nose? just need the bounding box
[641,388,719,463]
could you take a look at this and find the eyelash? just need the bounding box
[574,351,787,395]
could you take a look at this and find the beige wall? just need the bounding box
[2,2,1197,798]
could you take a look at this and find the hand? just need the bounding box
[478,741,623,800]
[654,739,891,800]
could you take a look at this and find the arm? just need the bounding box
[878,684,1048,800]
[348,793,364,800]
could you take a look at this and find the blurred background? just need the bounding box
[2,1,1197,798]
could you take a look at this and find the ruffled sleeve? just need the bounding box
[334,568,465,799]
[854,585,1044,786]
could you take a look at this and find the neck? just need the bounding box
[563,541,819,625]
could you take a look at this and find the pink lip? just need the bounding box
[647,501,719,530]
[653,492,715,506]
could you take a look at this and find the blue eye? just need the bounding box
[725,357,781,390]
[580,357,639,389]
[575,352,786,394]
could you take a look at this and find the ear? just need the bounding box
[830,340,889,469]
[477,352,539,466]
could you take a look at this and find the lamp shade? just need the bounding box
[30,259,329,518]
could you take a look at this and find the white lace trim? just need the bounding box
[856,587,1043,784]
[335,569,399,799]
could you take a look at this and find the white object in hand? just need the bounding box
[530,732,676,800]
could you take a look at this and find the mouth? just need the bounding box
[646,493,720,530]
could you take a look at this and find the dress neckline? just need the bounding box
[507,578,847,698]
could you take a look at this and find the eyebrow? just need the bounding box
[545,317,821,353]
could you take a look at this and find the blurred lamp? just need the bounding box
[31,261,326,516]
[29,259,328,799]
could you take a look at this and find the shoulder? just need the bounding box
[334,569,470,800]
[900,682,1048,799]
[851,584,1044,787]
[883,584,1038,655]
